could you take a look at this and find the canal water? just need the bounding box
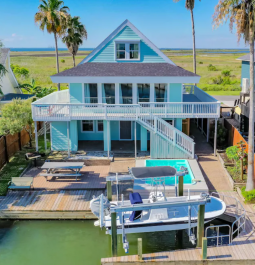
[0,219,232,265]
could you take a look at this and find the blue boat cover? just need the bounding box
[129,193,143,221]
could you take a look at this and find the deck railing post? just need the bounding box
[34,121,38,152]
[214,118,218,156]
[202,237,207,260]
[197,205,205,247]
[138,238,142,261]
[107,180,112,201]
[178,175,183,196]
[111,212,117,257]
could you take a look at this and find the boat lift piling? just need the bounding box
[111,212,118,257]
[178,175,184,196]
[107,181,112,201]
[197,204,205,247]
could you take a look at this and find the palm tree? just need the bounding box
[62,16,87,67]
[35,0,69,90]
[174,0,201,74]
[213,0,255,191]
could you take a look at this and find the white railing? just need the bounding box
[34,89,69,104]
[205,224,232,246]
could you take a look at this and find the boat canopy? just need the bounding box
[130,166,177,179]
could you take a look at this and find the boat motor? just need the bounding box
[90,194,111,220]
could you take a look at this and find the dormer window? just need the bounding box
[115,41,140,60]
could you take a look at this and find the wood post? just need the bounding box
[138,238,142,261]
[214,118,218,156]
[107,180,112,201]
[111,212,117,257]
[197,204,205,247]
[202,237,207,260]
[3,136,9,163]
[178,175,183,196]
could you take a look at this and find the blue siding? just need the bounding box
[51,121,77,151]
[241,61,251,86]
[89,26,165,63]
[175,119,183,131]
[70,83,83,103]
[169,84,182,102]
[140,125,147,151]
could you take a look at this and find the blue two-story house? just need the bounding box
[32,20,220,159]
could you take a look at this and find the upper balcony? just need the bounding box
[32,85,220,122]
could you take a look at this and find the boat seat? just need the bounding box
[129,192,143,221]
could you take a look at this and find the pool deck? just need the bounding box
[134,159,208,197]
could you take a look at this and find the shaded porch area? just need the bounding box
[78,140,150,153]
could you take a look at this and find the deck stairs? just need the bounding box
[37,122,50,136]
[136,112,195,159]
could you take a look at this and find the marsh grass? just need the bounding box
[10,51,243,95]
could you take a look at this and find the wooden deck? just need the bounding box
[0,190,105,219]
[101,191,255,264]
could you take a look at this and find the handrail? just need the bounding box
[205,224,231,246]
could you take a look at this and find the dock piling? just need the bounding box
[111,212,117,257]
[107,181,112,201]
[202,237,207,260]
[138,238,142,261]
[197,204,205,247]
[178,175,183,196]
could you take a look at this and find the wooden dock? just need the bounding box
[101,191,255,264]
[0,190,105,219]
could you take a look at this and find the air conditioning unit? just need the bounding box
[242,78,250,94]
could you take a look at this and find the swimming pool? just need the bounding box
[144,159,194,185]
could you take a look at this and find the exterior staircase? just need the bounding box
[136,112,195,159]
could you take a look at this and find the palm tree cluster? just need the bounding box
[35,0,87,90]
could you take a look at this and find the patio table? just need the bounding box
[40,162,84,181]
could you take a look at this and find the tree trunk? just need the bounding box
[246,7,255,191]
[72,54,76,67]
[190,9,196,74]
[54,32,60,91]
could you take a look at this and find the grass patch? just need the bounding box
[241,187,255,203]
[0,135,50,196]
[205,91,241,96]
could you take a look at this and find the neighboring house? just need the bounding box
[0,48,33,105]
[32,20,220,159]
[0,48,20,94]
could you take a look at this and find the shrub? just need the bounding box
[199,61,203,64]
[241,187,255,203]
[222,70,231,76]
[61,59,65,63]
[11,64,29,78]
[210,75,223,85]
[222,77,231,85]
[207,64,217,71]
[226,146,239,162]
[63,67,70,71]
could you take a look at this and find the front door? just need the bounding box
[120,121,132,140]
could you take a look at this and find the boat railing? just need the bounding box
[205,224,232,246]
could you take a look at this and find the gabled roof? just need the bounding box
[53,63,198,77]
[237,54,253,62]
[80,19,176,65]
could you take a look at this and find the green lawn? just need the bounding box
[10,51,243,92]
[206,91,241,96]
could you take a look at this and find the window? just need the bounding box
[116,43,126,59]
[115,42,140,60]
[130,43,139,59]
[82,120,94,132]
[165,120,174,126]
[97,120,103,132]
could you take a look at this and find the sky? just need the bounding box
[0,0,248,49]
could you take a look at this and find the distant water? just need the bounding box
[10,48,249,54]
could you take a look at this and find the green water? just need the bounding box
[0,220,195,265]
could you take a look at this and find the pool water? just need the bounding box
[145,159,194,185]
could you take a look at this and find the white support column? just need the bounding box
[34,121,38,151]
[214,119,218,156]
[98,83,102,104]
[132,83,138,104]
[134,121,137,159]
[107,121,110,159]
[44,122,47,151]
[67,121,70,157]
[115,83,120,104]
[150,83,154,102]
[207,119,210,142]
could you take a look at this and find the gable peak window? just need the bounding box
[116,42,140,60]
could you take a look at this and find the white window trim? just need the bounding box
[96,120,104,133]
[81,120,95,133]
[115,40,140,61]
